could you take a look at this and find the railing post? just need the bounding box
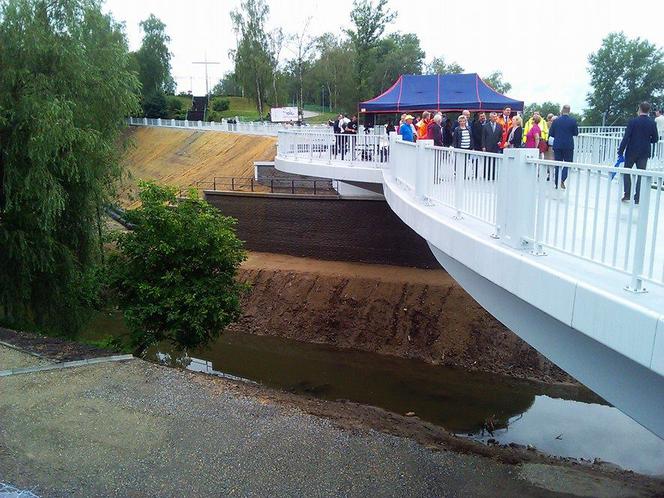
[143,117,148,125]
[171,119,175,126]
[308,134,313,163]
[453,151,465,219]
[415,140,432,200]
[500,148,539,249]
[625,174,652,293]
[157,118,162,126]
[184,119,189,127]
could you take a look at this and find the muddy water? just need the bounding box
[86,313,664,476]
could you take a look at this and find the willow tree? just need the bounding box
[0,0,139,335]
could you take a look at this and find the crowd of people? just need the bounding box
[392,104,663,198]
[393,105,580,188]
[325,104,663,200]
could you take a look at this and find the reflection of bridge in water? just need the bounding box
[276,128,664,439]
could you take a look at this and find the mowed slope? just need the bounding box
[120,126,276,206]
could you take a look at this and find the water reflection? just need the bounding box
[477,395,664,477]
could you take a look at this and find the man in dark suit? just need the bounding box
[481,112,502,180]
[482,112,503,153]
[548,104,579,188]
[618,102,660,204]
[472,112,486,151]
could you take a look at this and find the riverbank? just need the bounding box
[1,341,661,498]
[231,252,573,384]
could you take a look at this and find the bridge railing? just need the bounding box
[385,138,664,291]
[277,130,390,168]
[574,133,664,172]
[127,117,334,136]
[578,126,626,136]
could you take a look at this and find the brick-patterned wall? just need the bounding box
[205,192,440,269]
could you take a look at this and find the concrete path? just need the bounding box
[0,346,657,498]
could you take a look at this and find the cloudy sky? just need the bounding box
[103,0,664,111]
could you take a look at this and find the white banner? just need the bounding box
[270,107,299,122]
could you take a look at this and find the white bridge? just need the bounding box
[275,129,664,439]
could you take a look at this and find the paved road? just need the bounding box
[0,346,654,497]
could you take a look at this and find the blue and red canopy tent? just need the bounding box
[359,73,523,114]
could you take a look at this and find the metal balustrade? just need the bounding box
[276,129,664,291]
[127,117,384,137]
[277,130,390,168]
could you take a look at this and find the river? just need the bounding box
[84,311,664,476]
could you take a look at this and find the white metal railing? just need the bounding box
[127,116,334,136]
[277,130,390,169]
[578,126,626,136]
[575,133,664,173]
[275,129,664,291]
[128,116,385,137]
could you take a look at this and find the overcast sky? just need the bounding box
[103,0,664,111]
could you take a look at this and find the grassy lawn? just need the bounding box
[216,96,270,120]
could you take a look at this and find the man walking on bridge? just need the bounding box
[548,105,579,189]
[618,102,659,204]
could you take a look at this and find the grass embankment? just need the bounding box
[120,126,276,207]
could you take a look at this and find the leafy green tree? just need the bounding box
[371,33,425,92]
[483,70,512,94]
[142,91,168,118]
[346,0,396,103]
[307,34,354,111]
[0,0,139,335]
[586,32,664,125]
[135,14,173,97]
[212,72,243,97]
[426,56,464,75]
[230,0,273,118]
[108,182,246,355]
[523,101,562,119]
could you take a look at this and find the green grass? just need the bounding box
[215,96,271,120]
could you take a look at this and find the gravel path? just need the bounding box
[0,358,659,497]
[0,345,51,371]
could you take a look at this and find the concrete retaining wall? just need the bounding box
[204,191,439,268]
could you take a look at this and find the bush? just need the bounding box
[107,182,246,355]
[142,91,168,118]
[211,97,230,112]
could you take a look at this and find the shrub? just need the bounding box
[107,182,246,355]
[211,97,230,112]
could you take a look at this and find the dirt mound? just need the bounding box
[120,127,276,206]
[230,253,572,384]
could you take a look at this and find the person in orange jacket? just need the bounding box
[496,106,513,149]
[416,111,431,139]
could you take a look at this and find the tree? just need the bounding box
[287,17,315,115]
[230,0,272,118]
[135,14,173,98]
[212,72,242,97]
[0,0,140,335]
[426,56,464,75]
[346,0,396,103]
[586,32,664,125]
[108,182,246,355]
[523,101,562,119]
[142,91,168,118]
[308,34,354,111]
[371,33,425,93]
[483,70,512,94]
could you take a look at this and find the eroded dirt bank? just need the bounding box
[230,253,573,384]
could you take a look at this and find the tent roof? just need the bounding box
[360,73,524,113]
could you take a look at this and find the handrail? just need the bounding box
[276,129,664,291]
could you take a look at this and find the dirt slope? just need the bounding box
[120,127,276,206]
[230,253,572,384]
